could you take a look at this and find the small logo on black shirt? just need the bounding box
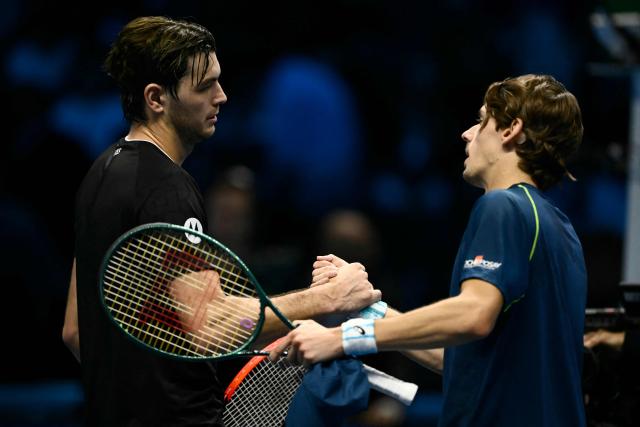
[184,217,203,244]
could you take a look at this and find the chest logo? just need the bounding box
[184,217,203,244]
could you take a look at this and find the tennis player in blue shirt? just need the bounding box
[271,74,587,426]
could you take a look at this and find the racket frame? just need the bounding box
[224,339,289,402]
[99,222,295,361]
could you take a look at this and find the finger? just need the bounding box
[312,270,338,283]
[330,255,349,267]
[310,276,332,288]
[269,335,292,361]
[293,320,311,328]
[286,342,301,365]
[371,289,382,302]
[311,265,337,277]
[311,271,338,288]
[312,260,334,269]
[311,263,331,273]
[584,334,601,349]
[317,254,348,267]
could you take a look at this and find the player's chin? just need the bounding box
[199,125,216,140]
[462,167,472,182]
[462,168,478,186]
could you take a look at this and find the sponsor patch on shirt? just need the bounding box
[463,255,502,270]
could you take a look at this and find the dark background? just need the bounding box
[0,0,635,425]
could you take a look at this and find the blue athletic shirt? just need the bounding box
[440,183,586,427]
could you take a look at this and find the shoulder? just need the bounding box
[474,185,539,213]
[472,189,521,215]
[133,143,194,191]
[467,188,536,235]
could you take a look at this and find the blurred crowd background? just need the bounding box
[1,0,638,425]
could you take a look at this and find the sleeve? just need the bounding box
[137,176,207,231]
[459,191,532,309]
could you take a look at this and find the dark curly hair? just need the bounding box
[482,74,583,190]
[104,16,216,124]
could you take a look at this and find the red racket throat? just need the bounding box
[224,339,284,402]
[222,338,305,426]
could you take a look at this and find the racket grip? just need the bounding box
[362,364,418,406]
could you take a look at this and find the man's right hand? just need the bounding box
[319,261,381,313]
[310,254,348,287]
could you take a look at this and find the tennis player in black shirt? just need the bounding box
[62,16,380,426]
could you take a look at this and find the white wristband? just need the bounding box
[355,300,387,320]
[342,318,378,356]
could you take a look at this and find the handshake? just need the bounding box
[269,254,387,367]
[310,254,387,320]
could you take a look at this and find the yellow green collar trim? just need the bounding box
[517,184,539,261]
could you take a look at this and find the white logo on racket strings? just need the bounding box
[183,217,203,244]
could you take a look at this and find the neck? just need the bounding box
[127,121,192,165]
[483,172,536,193]
[481,155,536,193]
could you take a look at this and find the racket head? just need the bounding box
[223,339,306,426]
[99,222,290,361]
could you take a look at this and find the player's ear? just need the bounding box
[501,118,526,148]
[143,83,165,114]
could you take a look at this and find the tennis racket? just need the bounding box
[100,222,298,361]
[223,339,418,427]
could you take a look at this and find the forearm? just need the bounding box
[385,308,444,374]
[259,263,377,345]
[376,294,494,351]
[270,280,500,368]
[256,287,334,346]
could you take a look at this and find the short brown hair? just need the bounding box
[483,74,583,190]
[104,16,216,123]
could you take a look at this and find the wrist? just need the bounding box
[353,300,387,320]
[309,285,341,315]
[341,318,378,356]
[331,327,345,357]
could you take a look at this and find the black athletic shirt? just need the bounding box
[74,139,223,426]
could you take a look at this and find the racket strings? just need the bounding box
[105,253,257,325]
[103,229,263,357]
[105,271,253,353]
[141,233,258,295]
[227,364,304,425]
[102,292,249,355]
[105,251,257,344]
[223,358,306,426]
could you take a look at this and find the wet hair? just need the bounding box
[482,74,583,190]
[104,16,216,123]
